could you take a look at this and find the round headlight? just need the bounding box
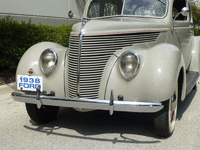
[119,50,140,80]
[39,48,58,76]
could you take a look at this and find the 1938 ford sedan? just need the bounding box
[12,0,200,137]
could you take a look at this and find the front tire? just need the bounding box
[25,103,59,124]
[154,84,178,137]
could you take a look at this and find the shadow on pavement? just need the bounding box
[177,89,197,120]
[24,109,161,144]
[23,88,198,143]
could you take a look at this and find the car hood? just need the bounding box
[71,17,170,35]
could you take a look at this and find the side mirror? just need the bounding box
[174,7,189,20]
[68,10,74,19]
[180,7,189,17]
[68,10,79,22]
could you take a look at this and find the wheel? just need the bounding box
[154,83,178,137]
[25,103,59,124]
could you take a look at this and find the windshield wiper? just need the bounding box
[157,0,166,5]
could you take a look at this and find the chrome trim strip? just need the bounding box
[76,18,90,97]
[70,29,169,36]
[12,92,164,113]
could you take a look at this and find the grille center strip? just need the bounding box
[77,18,90,98]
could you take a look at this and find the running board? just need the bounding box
[186,71,199,95]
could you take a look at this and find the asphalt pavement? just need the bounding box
[0,81,200,150]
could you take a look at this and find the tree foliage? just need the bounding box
[192,1,200,29]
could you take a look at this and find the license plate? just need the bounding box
[17,75,43,92]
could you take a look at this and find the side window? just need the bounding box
[172,0,187,21]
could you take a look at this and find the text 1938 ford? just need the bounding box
[12,0,200,137]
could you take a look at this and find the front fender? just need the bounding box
[103,44,185,103]
[16,42,68,97]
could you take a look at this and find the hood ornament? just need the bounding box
[81,17,91,22]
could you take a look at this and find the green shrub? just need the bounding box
[0,16,73,72]
[194,28,200,36]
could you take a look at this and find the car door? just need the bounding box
[173,0,193,69]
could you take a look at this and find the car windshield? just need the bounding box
[87,0,167,18]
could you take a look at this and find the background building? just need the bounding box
[194,0,200,8]
[0,0,88,26]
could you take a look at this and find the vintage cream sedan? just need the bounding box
[12,0,200,137]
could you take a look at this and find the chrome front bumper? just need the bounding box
[11,91,164,115]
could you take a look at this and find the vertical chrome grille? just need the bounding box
[68,32,160,99]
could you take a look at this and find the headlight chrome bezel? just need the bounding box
[119,50,140,81]
[39,48,58,76]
